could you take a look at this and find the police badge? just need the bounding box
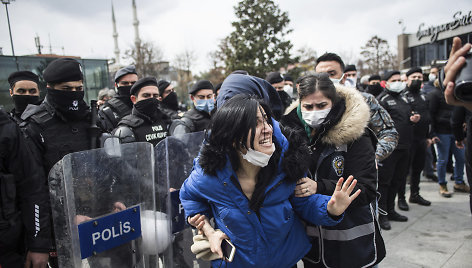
[332,155,344,176]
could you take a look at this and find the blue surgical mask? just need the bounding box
[195,99,215,113]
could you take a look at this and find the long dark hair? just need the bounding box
[200,95,280,175]
[199,95,281,212]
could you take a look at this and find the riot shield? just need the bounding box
[49,140,172,268]
[154,131,210,268]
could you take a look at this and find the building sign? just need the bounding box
[417,11,472,43]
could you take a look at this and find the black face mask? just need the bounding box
[367,84,384,97]
[12,95,40,114]
[409,80,422,92]
[162,91,179,111]
[46,88,88,121]
[277,90,291,106]
[134,98,161,121]
[116,86,134,108]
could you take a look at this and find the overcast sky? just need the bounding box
[0,0,470,74]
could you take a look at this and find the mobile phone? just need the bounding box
[221,238,236,262]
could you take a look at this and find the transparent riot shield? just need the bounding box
[49,140,172,268]
[154,131,210,268]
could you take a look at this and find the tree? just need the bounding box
[360,36,397,74]
[217,0,295,78]
[173,49,197,106]
[124,40,164,77]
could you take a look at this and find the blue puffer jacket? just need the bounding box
[180,129,343,268]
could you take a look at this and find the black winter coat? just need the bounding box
[377,91,414,149]
[428,87,454,135]
[0,109,51,252]
[403,88,431,139]
[280,85,384,268]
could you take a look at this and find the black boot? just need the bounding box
[398,198,409,211]
[409,193,431,206]
[378,214,391,230]
[388,210,408,222]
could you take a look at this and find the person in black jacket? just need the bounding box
[0,109,50,268]
[8,71,41,124]
[266,72,292,112]
[169,80,215,135]
[376,71,420,230]
[428,84,468,197]
[400,67,432,207]
[113,77,171,146]
[280,73,385,268]
[157,79,182,120]
[98,65,138,132]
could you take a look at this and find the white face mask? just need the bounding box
[301,108,331,128]
[344,78,357,88]
[329,73,344,85]
[240,143,275,167]
[428,73,437,82]
[387,81,406,93]
[283,84,294,97]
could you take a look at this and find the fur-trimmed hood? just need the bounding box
[284,84,370,147]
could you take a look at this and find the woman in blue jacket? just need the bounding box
[180,95,360,268]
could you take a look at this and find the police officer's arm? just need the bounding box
[3,120,51,254]
[427,90,440,138]
[112,125,136,144]
[169,119,191,136]
[368,95,399,161]
[98,107,118,133]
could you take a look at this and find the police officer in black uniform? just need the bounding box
[8,71,41,124]
[169,80,215,135]
[401,67,432,207]
[98,65,138,132]
[157,79,182,119]
[377,71,421,230]
[113,77,171,146]
[0,108,51,268]
[266,72,292,112]
[21,58,103,175]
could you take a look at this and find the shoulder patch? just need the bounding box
[386,100,396,106]
[332,155,344,176]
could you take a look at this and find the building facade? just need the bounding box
[0,55,109,110]
[398,10,472,71]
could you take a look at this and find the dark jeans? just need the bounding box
[409,139,427,194]
[378,149,410,213]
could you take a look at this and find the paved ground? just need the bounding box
[380,174,471,268]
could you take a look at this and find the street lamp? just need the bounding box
[2,0,15,56]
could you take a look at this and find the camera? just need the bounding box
[440,52,472,101]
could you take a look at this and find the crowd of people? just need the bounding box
[1,36,471,268]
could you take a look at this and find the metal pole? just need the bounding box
[4,3,15,56]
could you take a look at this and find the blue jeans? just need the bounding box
[435,133,465,185]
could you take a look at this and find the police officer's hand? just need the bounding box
[432,136,440,144]
[456,140,465,149]
[294,177,317,197]
[75,215,92,224]
[25,251,49,268]
[410,114,420,123]
[426,139,433,147]
[443,37,472,111]
[327,176,361,216]
[112,201,126,212]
